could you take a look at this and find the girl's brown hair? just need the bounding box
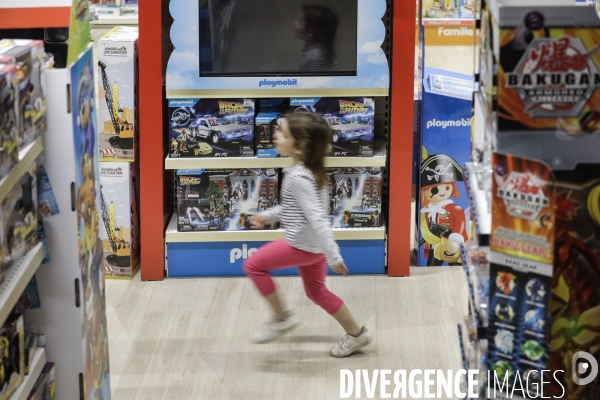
[285,112,331,189]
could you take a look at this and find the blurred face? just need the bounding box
[424,183,454,204]
[274,120,300,159]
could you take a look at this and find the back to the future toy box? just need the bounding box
[290,97,375,157]
[327,167,382,228]
[169,99,255,158]
[177,168,279,231]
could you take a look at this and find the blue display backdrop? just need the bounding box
[166,0,389,96]
[417,67,474,267]
[167,239,385,277]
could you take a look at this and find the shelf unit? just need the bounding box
[11,348,48,400]
[0,243,44,327]
[91,15,139,26]
[0,137,43,205]
[139,0,416,279]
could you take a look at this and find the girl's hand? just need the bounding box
[331,262,348,276]
[251,213,265,229]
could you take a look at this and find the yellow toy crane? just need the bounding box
[100,184,130,267]
[98,61,134,149]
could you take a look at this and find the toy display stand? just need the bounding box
[138,0,417,279]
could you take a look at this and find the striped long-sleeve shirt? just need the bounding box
[262,163,343,267]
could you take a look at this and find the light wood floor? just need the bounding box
[106,267,468,400]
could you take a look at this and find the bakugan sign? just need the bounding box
[506,36,600,118]
[498,172,550,221]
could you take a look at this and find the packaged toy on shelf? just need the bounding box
[99,161,140,279]
[0,313,24,400]
[255,99,288,158]
[0,63,19,179]
[169,99,255,158]
[290,97,375,157]
[121,0,139,15]
[326,167,382,228]
[91,0,121,16]
[0,40,47,150]
[97,26,138,161]
[43,362,56,400]
[177,168,279,231]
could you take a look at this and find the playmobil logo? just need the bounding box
[100,167,124,177]
[437,27,474,37]
[230,244,258,263]
[291,98,316,104]
[259,79,298,88]
[426,118,471,129]
[169,99,196,106]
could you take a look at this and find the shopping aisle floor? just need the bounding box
[106,267,468,400]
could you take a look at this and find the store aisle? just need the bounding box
[106,267,468,400]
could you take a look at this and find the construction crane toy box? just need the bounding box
[169,99,255,158]
[99,160,140,279]
[176,168,279,231]
[97,26,138,162]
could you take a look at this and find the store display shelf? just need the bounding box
[12,348,47,400]
[0,137,43,205]
[91,15,139,26]
[464,162,491,237]
[166,88,389,99]
[165,154,387,169]
[0,243,44,326]
[165,214,385,243]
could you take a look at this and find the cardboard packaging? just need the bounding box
[0,63,19,179]
[99,161,140,279]
[97,26,138,161]
[0,39,47,150]
[327,167,382,228]
[290,97,375,157]
[177,168,279,231]
[169,99,255,158]
[0,314,24,400]
[255,98,288,158]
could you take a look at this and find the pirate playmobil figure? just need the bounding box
[419,154,468,266]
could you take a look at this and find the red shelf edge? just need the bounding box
[0,7,71,29]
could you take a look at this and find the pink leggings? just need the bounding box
[243,239,344,315]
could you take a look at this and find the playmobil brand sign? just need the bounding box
[169,99,196,107]
[230,244,258,263]
[100,166,124,177]
[498,172,549,221]
[426,118,471,129]
[506,37,600,117]
[218,101,249,114]
[338,100,371,114]
[258,79,298,88]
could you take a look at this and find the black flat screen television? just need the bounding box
[198,0,358,77]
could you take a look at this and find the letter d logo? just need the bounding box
[573,351,599,386]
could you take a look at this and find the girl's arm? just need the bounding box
[290,176,343,267]
[261,205,282,224]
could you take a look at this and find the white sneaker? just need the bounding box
[251,311,300,344]
[329,326,372,358]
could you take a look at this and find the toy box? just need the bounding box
[43,363,56,400]
[177,168,279,231]
[1,162,38,274]
[0,63,19,180]
[97,26,138,161]
[0,313,24,400]
[169,99,255,158]
[290,97,375,157]
[0,40,47,150]
[326,167,382,228]
[255,99,288,158]
[99,160,140,279]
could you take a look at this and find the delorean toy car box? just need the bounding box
[0,63,19,179]
[255,98,288,158]
[0,39,47,150]
[177,168,279,231]
[99,161,140,279]
[169,99,255,158]
[290,97,375,157]
[97,26,138,161]
[326,167,382,228]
